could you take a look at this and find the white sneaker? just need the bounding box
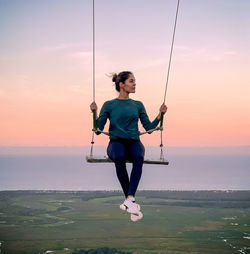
[130,211,143,222]
[119,197,141,215]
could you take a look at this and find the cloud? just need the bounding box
[224,51,237,56]
[39,43,83,53]
[133,58,168,70]
[142,44,238,64]
[173,46,238,63]
[68,50,92,59]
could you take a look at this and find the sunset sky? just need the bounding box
[0,0,249,147]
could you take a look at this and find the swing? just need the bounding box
[86,0,180,166]
[86,126,169,165]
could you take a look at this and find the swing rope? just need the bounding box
[92,0,96,103]
[160,0,180,161]
[90,0,96,158]
[89,0,180,160]
[163,0,180,104]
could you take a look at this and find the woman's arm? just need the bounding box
[139,102,168,131]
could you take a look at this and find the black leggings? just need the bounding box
[107,139,145,197]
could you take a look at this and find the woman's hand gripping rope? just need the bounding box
[158,103,168,120]
[158,103,168,128]
[90,101,98,132]
[90,101,98,114]
[90,101,109,136]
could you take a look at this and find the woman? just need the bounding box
[90,71,167,221]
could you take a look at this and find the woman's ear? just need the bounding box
[119,81,124,90]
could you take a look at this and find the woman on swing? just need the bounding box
[90,71,167,221]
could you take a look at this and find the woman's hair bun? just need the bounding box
[112,73,118,83]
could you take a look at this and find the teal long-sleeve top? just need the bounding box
[96,98,160,140]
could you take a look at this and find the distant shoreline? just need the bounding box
[0,145,250,155]
[1,190,250,193]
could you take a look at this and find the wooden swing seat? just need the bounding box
[86,156,169,165]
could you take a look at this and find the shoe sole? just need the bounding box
[130,211,143,222]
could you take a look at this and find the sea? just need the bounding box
[0,146,249,191]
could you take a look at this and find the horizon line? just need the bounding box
[0,145,250,148]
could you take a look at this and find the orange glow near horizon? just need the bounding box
[1,66,249,147]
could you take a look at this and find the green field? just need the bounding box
[0,191,250,254]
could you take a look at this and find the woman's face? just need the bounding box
[120,74,136,93]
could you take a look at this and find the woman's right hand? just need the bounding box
[90,101,97,112]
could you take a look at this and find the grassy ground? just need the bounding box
[0,191,250,254]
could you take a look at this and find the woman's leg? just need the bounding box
[127,141,145,197]
[107,141,129,197]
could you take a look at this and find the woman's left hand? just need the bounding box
[159,103,168,114]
